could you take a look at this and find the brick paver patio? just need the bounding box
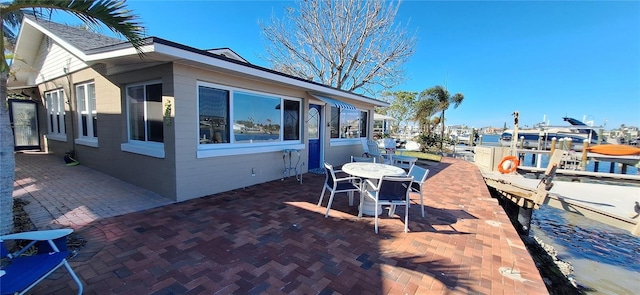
[12,152,548,294]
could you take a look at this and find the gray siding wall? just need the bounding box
[38,76,72,156]
[172,64,313,201]
[34,59,376,202]
[323,144,364,167]
[104,64,177,199]
[38,64,178,200]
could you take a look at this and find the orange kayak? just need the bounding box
[587,144,640,156]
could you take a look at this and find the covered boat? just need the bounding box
[499,117,602,151]
[587,144,640,156]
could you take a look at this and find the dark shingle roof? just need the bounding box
[26,15,125,51]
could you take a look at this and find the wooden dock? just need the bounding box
[481,149,640,236]
[484,171,640,236]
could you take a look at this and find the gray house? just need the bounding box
[8,16,388,202]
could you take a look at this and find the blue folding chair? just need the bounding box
[1,229,83,295]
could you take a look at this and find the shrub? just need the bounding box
[416,133,455,152]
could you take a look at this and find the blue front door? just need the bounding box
[308,104,322,170]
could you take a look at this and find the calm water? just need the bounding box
[531,206,640,294]
[475,134,640,293]
[479,134,500,144]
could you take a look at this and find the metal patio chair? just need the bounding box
[362,138,384,162]
[407,165,430,217]
[382,138,397,164]
[318,162,361,218]
[362,175,414,234]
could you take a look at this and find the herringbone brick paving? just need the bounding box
[12,152,549,294]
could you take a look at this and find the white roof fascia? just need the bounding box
[84,44,155,61]
[12,19,29,59]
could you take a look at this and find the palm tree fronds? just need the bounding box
[419,84,464,150]
[6,0,145,51]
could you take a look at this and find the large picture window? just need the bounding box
[75,82,97,144]
[330,107,368,139]
[44,89,66,140]
[198,82,301,149]
[126,82,163,143]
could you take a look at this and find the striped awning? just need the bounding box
[310,94,356,110]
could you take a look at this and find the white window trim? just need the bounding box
[44,89,66,140]
[121,141,165,158]
[330,138,361,147]
[122,80,165,158]
[196,81,303,158]
[197,143,305,158]
[75,81,98,147]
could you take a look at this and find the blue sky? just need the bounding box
[52,0,639,130]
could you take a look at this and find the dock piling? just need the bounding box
[531,148,537,166]
[581,140,589,170]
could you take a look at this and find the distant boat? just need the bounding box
[450,130,470,142]
[403,140,420,151]
[450,130,478,144]
[499,117,602,151]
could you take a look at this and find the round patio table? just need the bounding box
[341,162,406,216]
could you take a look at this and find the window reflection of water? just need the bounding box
[235,134,279,142]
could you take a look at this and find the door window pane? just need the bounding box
[308,108,319,140]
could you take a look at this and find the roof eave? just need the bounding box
[13,18,389,107]
[85,37,388,106]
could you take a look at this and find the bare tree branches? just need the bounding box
[259,0,416,96]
